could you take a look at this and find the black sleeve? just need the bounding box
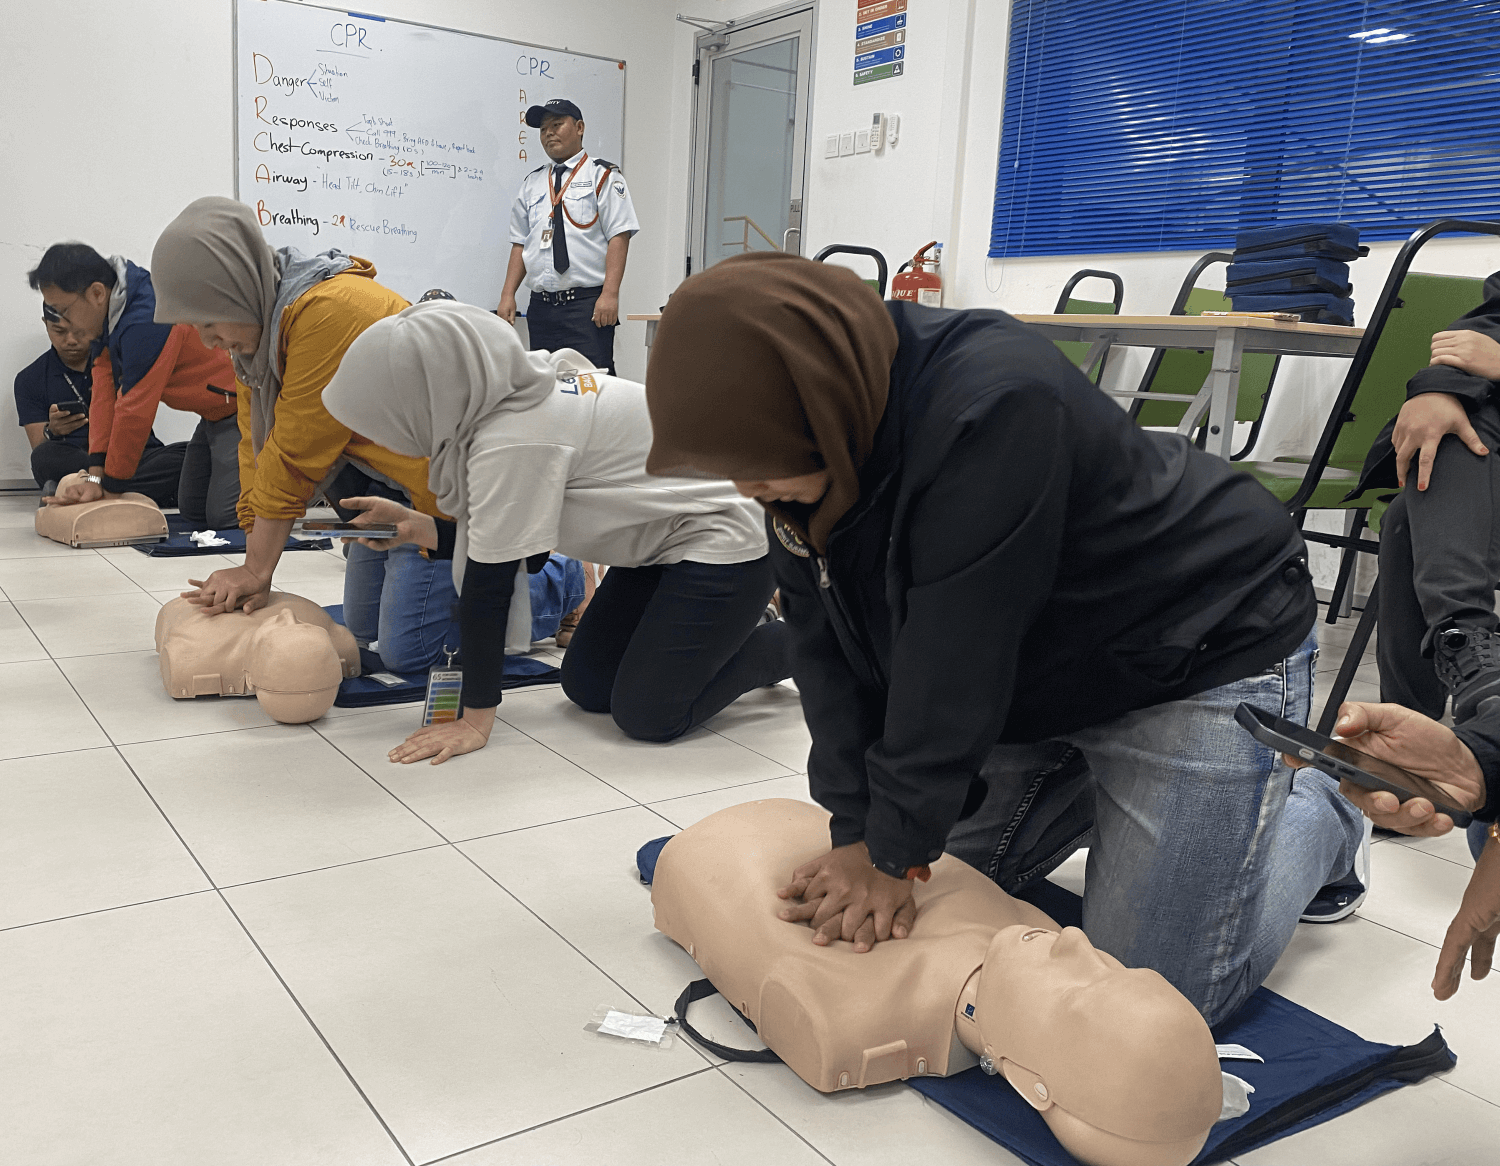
[1405,271,1500,410]
[430,518,458,561]
[13,353,52,427]
[862,389,1071,873]
[459,558,519,710]
[772,523,887,850]
[1452,709,1500,824]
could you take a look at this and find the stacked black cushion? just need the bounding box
[1227,223,1368,326]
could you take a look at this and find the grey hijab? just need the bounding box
[151,196,351,454]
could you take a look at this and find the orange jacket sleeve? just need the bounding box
[89,326,185,490]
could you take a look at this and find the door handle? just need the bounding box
[782,226,801,253]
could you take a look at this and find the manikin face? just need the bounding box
[195,322,264,355]
[39,282,109,344]
[733,471,832,505]
[540,114,585,161]
[45,317,93,370]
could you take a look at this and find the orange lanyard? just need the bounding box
[547,153,602,231]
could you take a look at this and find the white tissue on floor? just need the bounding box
[1219,1071,1256,1121]
[190,531,231,547]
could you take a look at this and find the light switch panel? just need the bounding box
[855,129,872,153]
[839,131,855,156]
[825,134,840,159]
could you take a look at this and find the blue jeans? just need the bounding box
[945,629,1364,1026]
[343,542,460,673]
[530,554,587,641]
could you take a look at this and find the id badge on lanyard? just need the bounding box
[422,648,463,727]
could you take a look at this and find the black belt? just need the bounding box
[531,285,604,306]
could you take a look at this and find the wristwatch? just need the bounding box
[77,472,102,486]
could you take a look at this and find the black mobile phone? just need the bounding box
[294,520,400,539]
[56,403,87,416]
[1235,702,1474,827]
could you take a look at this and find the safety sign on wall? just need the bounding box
[853,0,907,85]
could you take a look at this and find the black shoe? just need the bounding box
[1301,818,1371,923]
[1434,625,1500,722]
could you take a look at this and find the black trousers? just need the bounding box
[177,415,242,529]
[31,439,187,508]
[559,556,790,742]
[1377,401,1500,715]
[527,288,616,374]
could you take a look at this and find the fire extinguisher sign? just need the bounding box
[854,0,908,85]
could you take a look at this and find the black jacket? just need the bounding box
[771,302,1315,874]
[1351,271,1500,497]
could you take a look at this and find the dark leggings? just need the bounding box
[560,556,791,742]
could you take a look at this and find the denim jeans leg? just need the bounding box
[529,554,587,641]
[1068,629,1359,1025]
[376,543,460,673]
[341,541,388,646]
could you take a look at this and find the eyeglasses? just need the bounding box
[41,293,87,325]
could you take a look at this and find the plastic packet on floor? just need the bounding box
[585,1004,677,1049]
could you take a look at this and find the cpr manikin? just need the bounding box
[35,493,168,548]
[155,593,359,723]
[652,800,1225,1166]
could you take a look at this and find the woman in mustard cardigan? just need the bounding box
[150,196,457,672]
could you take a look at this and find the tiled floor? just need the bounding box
[1,489,1497,1165]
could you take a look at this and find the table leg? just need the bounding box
[644,318,659,353]
[1077,334,1113,379]
[1204,328,1246,460]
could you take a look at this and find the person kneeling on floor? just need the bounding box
[641,252,1364,1027]
[320,300,791,765]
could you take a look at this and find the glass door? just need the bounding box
[687,6,814,277]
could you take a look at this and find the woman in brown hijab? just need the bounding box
[644,251,1366,1028]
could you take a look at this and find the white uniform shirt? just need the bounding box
[509,150,640,292]
[463,368,767,569]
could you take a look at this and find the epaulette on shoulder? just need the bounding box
[593,159,621,174]
[528,162,548,175]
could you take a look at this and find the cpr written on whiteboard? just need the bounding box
[234,0,625,306]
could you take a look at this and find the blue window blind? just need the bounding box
[990,0,1500,257]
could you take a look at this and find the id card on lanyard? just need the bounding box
[422,648,463,727]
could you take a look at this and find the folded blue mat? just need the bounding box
[1233,222,1367,262]
[1229,292,1356,326]
[1226,257,1351,295]
[323,604,561,707]
[135,514,332,556]
[636,835,1455,1164]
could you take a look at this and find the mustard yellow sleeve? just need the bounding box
[238,291,362,523]
[234,380,257,530]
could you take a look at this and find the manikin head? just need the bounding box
[246,610,345,723]
[959,924,1223,1166]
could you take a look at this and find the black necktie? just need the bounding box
[551,165,571,274]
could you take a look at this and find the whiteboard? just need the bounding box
[233,0,626,308]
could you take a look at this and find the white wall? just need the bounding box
[0,0,688,481]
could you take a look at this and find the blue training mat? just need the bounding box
[136,514,332,556]
[322,605,561,707]
[636,835,1455,1164]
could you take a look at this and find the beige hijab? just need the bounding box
[151,196,350,454]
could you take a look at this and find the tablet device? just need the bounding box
[1235,702,1473,827]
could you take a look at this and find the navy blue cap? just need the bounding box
[525,98,583,127]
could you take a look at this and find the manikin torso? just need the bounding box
[35,493,168,548]
[155,594,360,723]
[652,799,1225,1166]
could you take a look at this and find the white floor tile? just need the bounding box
[723,1065,1021,1166]
[496,687,793,803]
[264,550,351,584]
[275,577,349,608]
[461,806,724,1021]
[1234,1075,1500,1165]
[0,747,209,929]
[0,600,48,663]
[0,525,83,559]
[648,772,816,830]
[58,650,280,744]
[224,847,711,1164]
[15,590,164,656]
[0,657,111,761]
[0,553,145,601]
[1263,915,1500,1106]
[315,705,634,841]
[1385,826,1479,870]
[105,551,237,592]
[1358,842,1480,951]
[0,894,408,1166]
[442,1070,829,1166]
[122,725,443,886]
[702,684,813,771]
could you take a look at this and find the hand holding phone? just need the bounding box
[1236,702,1479,828]
[294,519,400,540]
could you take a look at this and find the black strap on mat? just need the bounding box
[672,979,782,1064]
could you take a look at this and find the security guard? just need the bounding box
[498,98,639,374]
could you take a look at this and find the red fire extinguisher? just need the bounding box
[890,241,942,307]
